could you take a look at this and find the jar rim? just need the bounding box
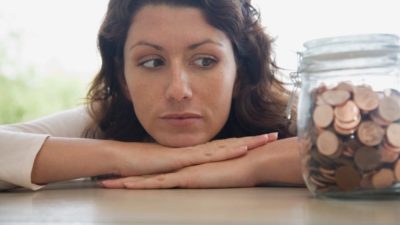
[298,34,400,73]
[303,33,399,49]
[300,33,400,59]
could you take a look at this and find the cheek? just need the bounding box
[202,70,236,117]
[124,75,154,116]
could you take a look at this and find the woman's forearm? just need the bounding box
[31,137,118,184]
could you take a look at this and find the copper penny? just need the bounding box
[313,105,334,128]
[316,130,340,157]
[354,146,381,171]
[334,122,357,136]
[342,139,360,157]
[383,139,400,153]
[312,173,336,185]
[371,168,395,189]
[353,85,380,112]
[334,115,360,130]
[322,90,351,106]
[320,172,336,183]
[335,81,354,93]
[370,110,392,127]
[319,166,335,176]
[316,95,328,106]
[335,166,361,191]
[357,121,384,146]
[315,84,328,94]
[379,146,399,163]
[386,123,400,148]
[360,174,373,189]
[334,100,360,123]
[378,96,400,122]
[342,147,355,157]
[395,160,400,181]
[310,147,336,168]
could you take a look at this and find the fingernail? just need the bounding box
[269,132,278,139]
[257,134,270,139]
[237,145,248,153]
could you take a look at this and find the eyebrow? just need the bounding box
[128,39,223,52]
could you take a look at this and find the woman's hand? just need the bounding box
[100,137,303,189]
[112,133,278,177]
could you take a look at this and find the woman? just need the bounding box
[0,0,303,191]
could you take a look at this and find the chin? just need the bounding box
[154,134,211,148]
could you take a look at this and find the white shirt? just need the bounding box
[0,106,92,191]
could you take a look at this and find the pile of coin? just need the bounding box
[301,82,400,193]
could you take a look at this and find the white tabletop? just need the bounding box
[0,180,400,225]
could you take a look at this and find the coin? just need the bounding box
[316,130,340,157]
[357,121,384,146]
[371,168,395,189]
[378,146,399,163]
[316,95,328,106]
[334,122,357,136]
[342,139,360,158]
[310,147,336,168]
[383,138,400,153]
[322,90,351,106]
[378,96,400,122]
[334,115,361,131]
[370,110,392,126]
[313,105,334,128]
[319,166,336,182]
[353,85,380,112]
[386,123,400,148]
[360,173,374,189]
[354,146,381,171]
[334,100,360,122]
[335,166,361,191]
[335,81,354,93]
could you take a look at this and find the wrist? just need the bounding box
[251,137,304,186]
[102,140,125,176]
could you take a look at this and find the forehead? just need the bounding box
[126,4,230,46]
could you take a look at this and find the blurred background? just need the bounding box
[0,0,399,124]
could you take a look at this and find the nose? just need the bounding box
[164,66,193,102]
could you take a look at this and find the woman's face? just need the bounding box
[123,5,237,147]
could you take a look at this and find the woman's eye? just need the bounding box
[139,58,164,68]
[193,57,217,68]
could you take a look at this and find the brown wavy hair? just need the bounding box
[85,0,296,141]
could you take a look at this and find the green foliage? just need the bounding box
[0,73,87,124]
[0,24,88,125]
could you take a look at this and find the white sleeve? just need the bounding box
[0,106,93,191]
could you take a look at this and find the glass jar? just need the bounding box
[296,33,400,198]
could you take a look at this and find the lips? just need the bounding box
[160,113,202,119]
[160,112,202,126]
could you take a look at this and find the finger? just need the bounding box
[123,173,181,189]
[123,161,253,189]
[177,145,248,168]
[244,134,270,150]
[100,178,125,189]
[100,176,145,189]
[238,132,278,150]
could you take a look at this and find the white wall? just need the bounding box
[253,0,400,72]
[0,0,399,79]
